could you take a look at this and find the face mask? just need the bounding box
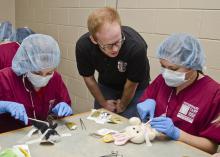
[26,72,54,88]
[161,68,187,87]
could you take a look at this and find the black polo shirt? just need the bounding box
[75,26,150,90]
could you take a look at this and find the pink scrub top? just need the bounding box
[0,42,19,70]
[0,67,71,133]
[139,74,220,143]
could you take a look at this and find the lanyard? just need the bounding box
[22,75,37,119]
[163,89,174,117]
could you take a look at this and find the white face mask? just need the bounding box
[26,72,54,88]
[161,68,187,87]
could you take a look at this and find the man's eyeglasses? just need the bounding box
[97,34,125,51]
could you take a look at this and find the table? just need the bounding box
[0,109,211,157]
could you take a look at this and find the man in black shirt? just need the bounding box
[75,7,150,118]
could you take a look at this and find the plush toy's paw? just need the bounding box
[145,124,158,141]
[112,133,130,145]
[145,136,153,146]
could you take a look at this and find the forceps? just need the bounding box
[80,118,86,130]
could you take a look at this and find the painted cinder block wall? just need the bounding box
[10,0,220,113]
[0,0,15,26]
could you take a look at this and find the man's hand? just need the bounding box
[115,79,138,114]
[102,100,117,112]
[115,99,126,113]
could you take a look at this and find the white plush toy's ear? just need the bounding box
[129,117,141,125]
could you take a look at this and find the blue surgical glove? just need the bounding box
[137,99,156,121]
[52,102,73,117]
[0,101,28,125]
[150,116,180,140]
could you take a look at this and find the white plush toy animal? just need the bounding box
[112,117,158,146]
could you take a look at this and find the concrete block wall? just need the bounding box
[0,0,15,26]
[14,0,220,113]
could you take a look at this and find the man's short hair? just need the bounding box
[87,7,121,39]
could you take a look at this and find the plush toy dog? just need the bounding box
[112,117,158,146]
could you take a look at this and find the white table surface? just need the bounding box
[0,109,211,157]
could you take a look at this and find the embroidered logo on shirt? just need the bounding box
[117,60,127,72]
[177,101,199,123]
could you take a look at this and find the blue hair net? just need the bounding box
[0,21,13,42]
[12,34,61,76]
[157,33,205,71]
[10,27,35,44]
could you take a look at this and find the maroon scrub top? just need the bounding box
[139,74,220,143]
[0,42,19,70]
[0,67,71,133]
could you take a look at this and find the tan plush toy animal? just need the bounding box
[112,117,158,146]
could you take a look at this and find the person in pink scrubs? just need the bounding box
[137,33,220,154]
[0,21,16,70]
[0,27,35,70]
[10,27,35,44]
[0,42,19,70]
[0,34,73,133]
[0,21,13,42]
